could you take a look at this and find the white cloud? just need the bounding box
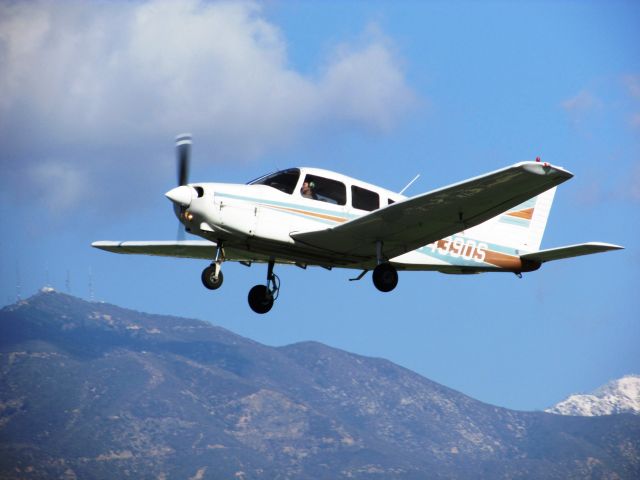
[560,89,602,118]
[0,0,415,213]
[625,162,640,202]
[622,74,640,129]
[623,75,640,99]
[27,160,90,212]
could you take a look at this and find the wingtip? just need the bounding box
[91,241,121,250]
[590,242,624,251]
[575,242,625,253]
[519,161,573,179]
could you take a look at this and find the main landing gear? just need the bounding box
[248,259,280,314]
[200,243,281,314]
[371,240,398,292]
[200,240,398,312]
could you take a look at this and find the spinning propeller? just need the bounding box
[176,133,191,186]
[166,133,194,239]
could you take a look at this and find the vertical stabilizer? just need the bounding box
[464,187,557,254]
[522,186,556,252]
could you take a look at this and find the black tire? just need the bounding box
[201,265,224,290]
[372,262,398,292]
[248,285,274,314]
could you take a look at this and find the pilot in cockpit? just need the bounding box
[301,181,317,199]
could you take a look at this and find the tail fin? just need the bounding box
[508,186,556,252]
[466,187,557,254]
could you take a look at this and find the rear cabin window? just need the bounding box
[248,168,300,195]
[301,174,346,205]
[351,185,379,211]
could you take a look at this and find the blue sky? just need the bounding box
[1,0,638,411]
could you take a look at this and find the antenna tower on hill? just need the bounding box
[16,265,22,302]
[88,267,95,302]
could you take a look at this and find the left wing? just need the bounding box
[292,161,573,260]
[91,240,267,263]
[92,240,218,259]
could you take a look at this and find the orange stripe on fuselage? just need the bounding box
[483,250,523,270]
[262,204,348,224]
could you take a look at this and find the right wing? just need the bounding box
[292,161,573,260]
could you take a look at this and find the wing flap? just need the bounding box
[520,242,623,263]
[292,161,574,260]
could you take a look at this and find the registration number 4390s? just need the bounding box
[426,236,488,262]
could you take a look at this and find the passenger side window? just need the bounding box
[351,185,379,211]
[301,174,346,205]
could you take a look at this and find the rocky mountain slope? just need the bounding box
[546,375,640,417]
[1,290,639,479]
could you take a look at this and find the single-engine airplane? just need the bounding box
[93,134,623,314]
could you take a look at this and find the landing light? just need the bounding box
[185,211,194,221]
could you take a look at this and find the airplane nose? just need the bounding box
[165,185,194,207]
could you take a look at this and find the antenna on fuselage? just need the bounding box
[399,174,421,195]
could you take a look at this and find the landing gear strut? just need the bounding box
[372,240,398,292]
[201,242,224,290]
[248,259,280,314]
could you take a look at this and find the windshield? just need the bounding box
[248,168,300,195]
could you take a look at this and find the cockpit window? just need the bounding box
[248,168,300,195]
[301,174,346,205]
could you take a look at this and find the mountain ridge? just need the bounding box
[546,374,640,417]
[1,290,639,479]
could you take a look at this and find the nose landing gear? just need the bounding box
[201,242,224,290]
[248,259,280,314]
[201,264,224,290]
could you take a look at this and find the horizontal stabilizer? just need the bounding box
[520,242,623,264]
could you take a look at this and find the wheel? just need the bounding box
[372,262,398,292]
[248,285,274,314]
[201,265,224,290]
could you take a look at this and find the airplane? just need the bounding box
[93,134,623,314]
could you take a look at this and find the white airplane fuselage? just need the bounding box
[175,167,537,274]
[175,168,401,268]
